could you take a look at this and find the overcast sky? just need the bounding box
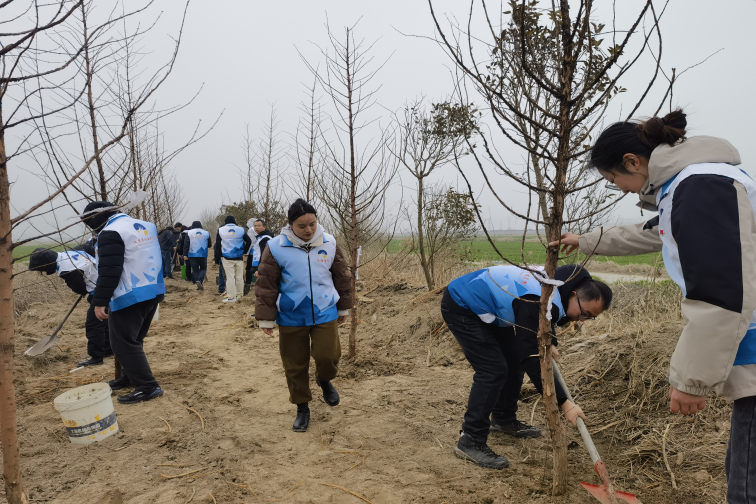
[11,0,756,238]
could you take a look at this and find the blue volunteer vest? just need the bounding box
[267,233,340,326]
[252,234,271,266]
[657,163,756,366]
[188,229,210,258]
[57,250,98,293]
[218,224,245,258]
[97,213,166,311]
[448,265,565,327]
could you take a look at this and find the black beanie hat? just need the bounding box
[81,201,116,231]
[191,220,202,229]
[224,215,236,225]
[28,248,58,275]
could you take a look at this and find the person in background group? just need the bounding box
[182,220,212,291]
[171,222,183,274]
[28,246,112,367]
[550,109,756,503]
[82,201,166,404]
[442,264,612,470]
[214,215,251,303]
[158,224,178,279]
[256,199,353,433]
[176,224,192,283]
[245,218,274,287]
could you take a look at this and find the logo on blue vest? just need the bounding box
[133,223,149,236]
[228,229,236,235]
[195,231,203,236]
[318,250,328,259]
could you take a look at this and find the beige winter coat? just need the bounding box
[580,136,756,401]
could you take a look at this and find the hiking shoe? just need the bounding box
[316,379,340,406]
[217,291,226,296]
[117,386,164,404]
[293,403,310,432]
[453,432,509,470]
[77,357,104,367]
[490,419,542,439]
[222,297,236,303]
[196,281,204,291]
[108,375,132,391]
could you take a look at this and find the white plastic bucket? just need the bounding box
[53,382,119,444]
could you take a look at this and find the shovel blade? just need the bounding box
[24,334,61,357]
[581,482,642,504]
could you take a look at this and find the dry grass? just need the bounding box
[12,263,78,316]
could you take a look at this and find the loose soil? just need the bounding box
[12,264,728,503]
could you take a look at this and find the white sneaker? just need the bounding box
[222,297,236,303]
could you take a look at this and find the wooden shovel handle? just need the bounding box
[552,359,601,465]
[50,295,84,337]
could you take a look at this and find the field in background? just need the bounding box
[13,244,72,263]
[389,237,664,267]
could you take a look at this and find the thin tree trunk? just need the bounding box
[0,111,29,504]
[346,28,358,359]
[81,3,106,200]
[416,177,434,290]
[538,1,574,493]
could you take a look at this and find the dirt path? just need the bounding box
[12,265,726,503]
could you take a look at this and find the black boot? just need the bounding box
[453,432,509,470]
[316,379,340,406]
[108,375,132,391]
[292,403,310,432]
[78,357,104,367]
[490,418,541,439]
[117,386,164,404]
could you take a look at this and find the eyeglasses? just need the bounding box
[605,181,621,192]
[575,293,596,321]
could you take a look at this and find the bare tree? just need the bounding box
[301,21,398,358]
[0,2,192,501]
[392,99,476,289]
[290,75,326,203]
[430,0,667,493]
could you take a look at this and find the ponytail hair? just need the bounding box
[574,278,613,310]
[287,198,317,224]
[589,109,687,175]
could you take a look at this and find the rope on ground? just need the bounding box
[207,492,216,504]
[157,416,172,433]
[184,486,196,504]
[171,399,205,430]
[662,424,678,490]
[318,483,374,504]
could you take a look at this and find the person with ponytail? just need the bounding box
[551,110,755,502]
[442,264,612,470]
[255,199,354,433]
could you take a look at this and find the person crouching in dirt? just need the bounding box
[442,264,612,470]
[28,247,112,367]
[255,199,354,432]
[82,201,166,404]
[550,109,756,503]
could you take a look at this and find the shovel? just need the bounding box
[24,295,83,357]
[552,359,641,504]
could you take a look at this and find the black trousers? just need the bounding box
[440,289,524,443]
[85,296,111,359]
[109,297,160,391]
[184,256,193,282]
[189,257,207,284]
[725,395,756,503]
[245,256,255,284]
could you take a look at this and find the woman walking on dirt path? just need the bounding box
[551,109,756,504]
[255,199,354,432]
[443,264,612,470]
